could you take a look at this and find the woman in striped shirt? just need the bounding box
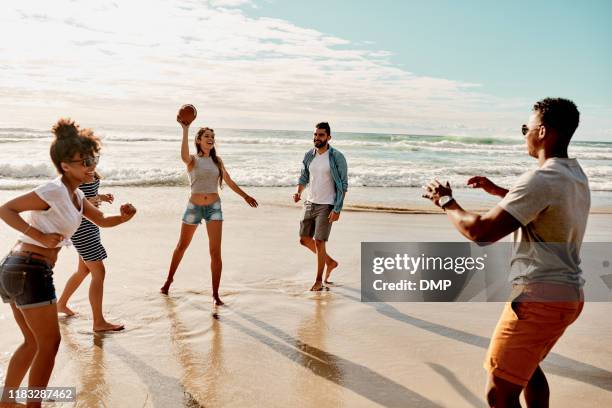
[56,174,123,332]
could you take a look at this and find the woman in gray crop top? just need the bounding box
[161,117,258,306]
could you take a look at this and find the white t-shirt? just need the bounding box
[498,158,590,287]
[307,150,335,205]
[18,177,85,248]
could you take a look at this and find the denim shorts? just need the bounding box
[182,199,223,225]
[0,255,57,309]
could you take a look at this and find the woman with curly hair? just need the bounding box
[0,119,136,407]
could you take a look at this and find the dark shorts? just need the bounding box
[299,202,334,241]
[0,255,56,309]
[182,199,223,225]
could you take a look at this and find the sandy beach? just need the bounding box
[1,186,611,407]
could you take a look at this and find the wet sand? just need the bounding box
[0,187,611,407]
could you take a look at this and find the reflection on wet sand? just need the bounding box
[61,311,202,407]
[60,321,110,407]
[295,298,342,398]
[163,296,223,406]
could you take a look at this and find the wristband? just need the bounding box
[439,196,455,209]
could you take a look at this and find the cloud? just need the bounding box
[0,0,608,140]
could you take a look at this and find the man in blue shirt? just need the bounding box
[294,122,348,291]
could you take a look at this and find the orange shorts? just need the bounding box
[484,284,583,387]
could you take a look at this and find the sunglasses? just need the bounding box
[69,155,99,167]
[521,124,543,136]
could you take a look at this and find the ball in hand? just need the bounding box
[177,104,197,125]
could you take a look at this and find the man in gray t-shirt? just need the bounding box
[499,157,590,287]
[422,98,589,407]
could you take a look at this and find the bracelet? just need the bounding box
[23,224,32,235]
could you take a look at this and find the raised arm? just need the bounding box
[178,117,193,166]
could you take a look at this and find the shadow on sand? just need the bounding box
[187,299,443,408]
[339,286,612,392]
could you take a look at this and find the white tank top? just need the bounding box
[18,177,85,248]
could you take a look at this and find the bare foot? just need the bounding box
[160,280,172,295]
[213,296,224,306]
[93,322,125,332]
[324,259,338,284]
[310,281,324,291]
[57,304,77,316]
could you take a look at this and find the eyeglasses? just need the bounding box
[69,155,99,167]
[521,124,543,136]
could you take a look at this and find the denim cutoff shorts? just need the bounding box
[182,199,224,224]
[0,254,56,309]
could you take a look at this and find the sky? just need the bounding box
[1,0,610,140]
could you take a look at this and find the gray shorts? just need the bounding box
[299,202,334,241]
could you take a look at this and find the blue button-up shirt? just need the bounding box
[298,145,348,213]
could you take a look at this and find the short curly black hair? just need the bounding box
[50,118,101,175]
[316,122,331,136]
[533,98,580,143]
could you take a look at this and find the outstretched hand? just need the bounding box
[422,179,452,207]
[467,176,497,195]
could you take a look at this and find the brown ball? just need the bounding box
[177,104,197,125]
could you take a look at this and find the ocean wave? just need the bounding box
[0,128,50,140]
[103,136,176,142]
[1,128,611,192]
[390,134,522,146]
[0,128,49,134]
[0,163,56,179]
[99,168,189,186]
